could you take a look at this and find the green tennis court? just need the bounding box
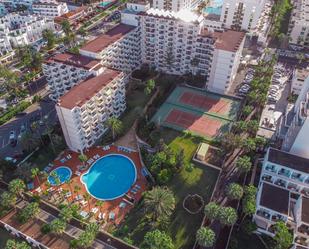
[151,86,240,139]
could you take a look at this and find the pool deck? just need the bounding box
[32,145,148,226]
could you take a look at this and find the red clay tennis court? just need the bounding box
[165,109,223,137]
[180,92,231,115]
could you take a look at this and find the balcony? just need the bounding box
[291,173,305,182]
[287,183,299,192]
[278,168,291,178]
[301,188,309,197]
[274,179,287,188]
[256,210,271,220]
[262,174,273,183]
[295,236,309,247]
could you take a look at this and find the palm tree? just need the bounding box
[226,183,244,200]
[65,179,73,199]
[8,179,26,200]
[204,202,220,221]
[106,117,123,141]
[96,200,104,214]
[5,239,31,249]
[31,121,43,145]
[20,131,40,153]
[236,156,252,173]
[43,125,56,153]
[196,227,216,247]
[50,218,67,235]
[78,154,88,168]
[84,192,91,212]
[143,187,175,222]
[0,191,17,209]
[60,206,73,222]
[218,207,238,226]
[74,185,81,197]
[31,167,41,186]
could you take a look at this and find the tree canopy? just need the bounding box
[141,229,174,249]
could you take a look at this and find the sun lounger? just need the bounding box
[91,207,99,214]
[47,187,55,192]
[80,211,89,219]
[75,171,81,176]
[80,200,87,207]
[75,194,83,201]
[109,212,115,220]
[135,184,141,189]
[122,198,134,206]
[65,191,72,198]
[119,202,126,208]
[131,189,137,194]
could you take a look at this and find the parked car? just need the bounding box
[4,157,17,164]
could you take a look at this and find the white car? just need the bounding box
[4,157,17,163]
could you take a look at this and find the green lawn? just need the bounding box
[116,129,219,249]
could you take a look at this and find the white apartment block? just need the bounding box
[0,0,34,7]
[282,75,309,159]
[56,69,127,152]
[288,0,309,48]
[0,12,55,47]
[152,0,202,12]
[220,0,266,31]
[0,36,12,57]
[138,8,245,93]
[291,67,309,95]
[42,52,104,101]
[79,23,141,73]
[254,148,309,249]
[32,0,68,17]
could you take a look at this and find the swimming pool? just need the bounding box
[81,154,137,200]
[48,167,72,186]
[98,1,112,7]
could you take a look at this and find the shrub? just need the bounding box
[41,224,51,234]
[0,101,31,125]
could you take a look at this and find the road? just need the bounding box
[0,95,58,159]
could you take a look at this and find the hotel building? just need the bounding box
[138,8,245,93]
[79,23,141,73]
[32,0,68,17]
[291,67,309,95]
[42,52,104,101]
[152,0,202,12]
[282,75,309,159]
[254,148,309,249]
[56,68,127,152]
[288,0,309,48]
[0,12,55,47]
[220,0,266,31]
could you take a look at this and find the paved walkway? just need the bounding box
[114,123,138,150]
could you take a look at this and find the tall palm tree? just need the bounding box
[78,154,88,168]
[106,117,123,141]
[8,179,26,200]
[31,167,41,186]
[74,185,81,197]
[84,193,91,212]
[143,187,175,222]
[196,227,216,247]
[31,121,44,145]
[50,218,67,235]
[96,200,104,214]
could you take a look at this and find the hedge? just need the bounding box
[0,101,31,125]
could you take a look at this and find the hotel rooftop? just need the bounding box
[58,68,121,109]
[80,24,136,53]
[45,52,102,70]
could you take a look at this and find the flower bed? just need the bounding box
[183,194,204,214]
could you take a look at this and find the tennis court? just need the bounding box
[152,86,240,139]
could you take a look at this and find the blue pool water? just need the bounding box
[81,154,137,200]
[98,1,112,7]
[48,167,72,186]
[204,0,223,15]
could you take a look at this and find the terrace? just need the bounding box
[32,145,148,227]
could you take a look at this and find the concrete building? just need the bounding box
[32,0,68,17]
[254,148,309,249]
[288,0,309,48]
[282,75,309,159]
[0,36,12,57]
[152,0,202,12]
[56,68,127,152]
[291,67,309,95]
[0,0,34,8]
[42,52,104,101]
[139,8,245,93]
[0,12,55,47]
[54,6,93,27]
[220,0,266,31]
[80,23,141,72]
